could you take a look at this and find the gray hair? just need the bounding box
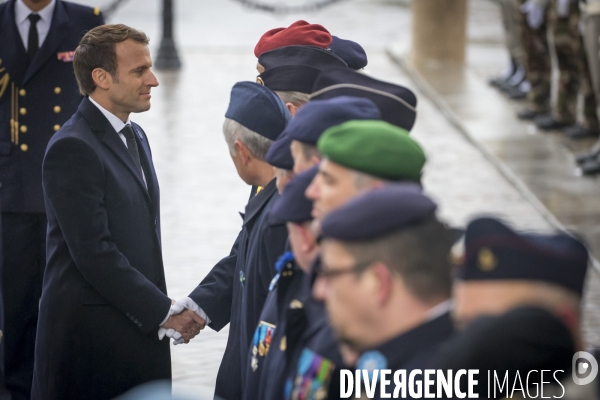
[352,170,386,190]
[275,91,310,107]
[222,118,274,161]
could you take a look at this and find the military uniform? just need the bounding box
[516,0,552,114]
[0,1,103,398]
[549,0,598,129]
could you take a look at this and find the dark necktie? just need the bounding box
[27,14,41,60]
[120,125,143,174]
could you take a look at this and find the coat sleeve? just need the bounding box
[43,137,171,334]
[188,231,241,331]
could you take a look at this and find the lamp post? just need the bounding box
[155,0,181,70]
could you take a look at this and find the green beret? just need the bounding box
[317,120,426,182]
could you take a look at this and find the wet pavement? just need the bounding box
[71,0,600,396]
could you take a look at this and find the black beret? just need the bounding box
[458,217,589,296]
[257,65,321,94]
[438,306,575,397]
[265,131,294,170]
[258,45,348,71]
[281,96,381,145]
[224,82,291,141]
[311,67,418,131]
[321,183,433,241]
[330,36,368,70]
[270,165,318,223]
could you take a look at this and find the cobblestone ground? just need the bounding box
[74,0,600,397]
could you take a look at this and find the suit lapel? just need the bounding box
[22,0,69,86]
[0,0,28,86]
[78,98,153,208]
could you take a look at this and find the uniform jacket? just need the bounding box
[0,0,104,213]
[32,97,172,400]
[189,179,288,400]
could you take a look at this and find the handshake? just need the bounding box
[158,297,208,344]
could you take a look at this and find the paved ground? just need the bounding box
[70,0,599,398]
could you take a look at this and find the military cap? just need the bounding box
[320,183,433,241]
[270,165,318,223]
[225,82,291,141]
[254,20,332,57]
[457,217,589,296]
[318,120,426,181]
[257,65,321,94]
[329,36,368,70]
[258,45,347,71]
[265,131,294,170]
[311,67,417,131]
[281,96,381,145]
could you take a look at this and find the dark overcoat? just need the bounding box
[33,97,172,400]
[189,179,288,400]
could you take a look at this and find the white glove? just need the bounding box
[170,297,210,345]
[521,0,547,29]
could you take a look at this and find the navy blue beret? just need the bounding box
[257,65,321,94]
[311,67,417,131]
[265,131,294,170]
[281,96,381,145]
[458,217,589,296]
[321,183,434,241]
[270,165,318,223]
[330,36,368,70]
[225,81,291,141]
[258,45,348,71]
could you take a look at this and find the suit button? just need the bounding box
[20,144,28,152]
[130,316,134,320]
[20,125,27,133]
[126,312,130,317]
[138,323,143,327]
[53,124,60,132]
[154,219,157,226]
[54,87,61,94]
[19,108,26,115]
[134,319,139,324]
[19,89,25,96]
[53,106,61,113]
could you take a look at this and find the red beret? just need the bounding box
[254,20,332,57]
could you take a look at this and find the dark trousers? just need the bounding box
[1,213,47,400]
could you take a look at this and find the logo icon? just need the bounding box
[572,351,598,385]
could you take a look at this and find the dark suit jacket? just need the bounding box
[0,0,104,213]
[33,97,172,400]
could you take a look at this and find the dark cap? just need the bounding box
[270,165,318,223]
[257,65,321,94]
[321,183,434,241]
[311,67,417,131]
[254,20,332,57]
[282,96,381,145]
[265,131,294,170]
[457,217,589,296]
[330,36,368,70]
[224,81,291,141]
[258,45,347,71]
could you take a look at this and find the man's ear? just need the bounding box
[298,223,316,253]
[234,140,252,165]
[370,262,393,306]
[286,102,299,116]
[91,68,112,90]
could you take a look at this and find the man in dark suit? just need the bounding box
[33,24,203,400]
[0,1,103,398]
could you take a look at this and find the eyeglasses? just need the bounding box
[315,259,375,279]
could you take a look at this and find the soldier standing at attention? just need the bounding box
[0,1,103,398]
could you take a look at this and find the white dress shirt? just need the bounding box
[88,96,147,187]
[15,0,56,50]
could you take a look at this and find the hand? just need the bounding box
[162,309,205,343]
[520,0,546,30]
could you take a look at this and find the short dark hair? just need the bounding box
[300,142,321,162]
[344,216,453,302]
[73,24,149,95]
